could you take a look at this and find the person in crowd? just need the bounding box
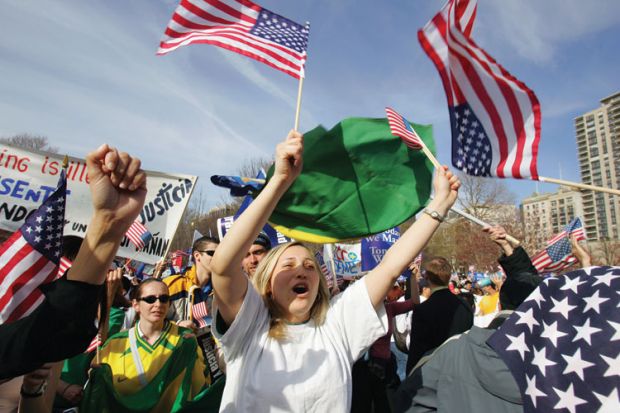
[81,278,212,412]
[393,225,597,412]
[352,282,416,413]
[477,280,499,314]
[54,267,128,410]
[405,257,474,374]
[0,144,147,381]
[208,130,460,412]
[241,231,272,278]
[164,236,219,328]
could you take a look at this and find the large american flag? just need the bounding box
[158,0,310,79]
[385,107,423,150]
[125,221,152,250]
[0,172,66,324]
[487,266,620,413]
[419,0,541,179]
[191,287,212,329]
[531,218,586,273]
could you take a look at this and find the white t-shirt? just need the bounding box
[214,279,388,413]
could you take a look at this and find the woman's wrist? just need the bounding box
[426,198,451,217]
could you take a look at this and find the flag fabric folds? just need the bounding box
[385,107,423,150]
[210,175,265,197]
[126,221,153,250]
[487,266,620,413]
[419,0,541,179]
[0,171,67,324]
[531,218,586,273]
[158,0,310,79]
[266,117,436,243]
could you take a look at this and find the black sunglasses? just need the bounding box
[139,294,170,304]
[197,250,216,256]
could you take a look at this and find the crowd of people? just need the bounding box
[0,133,607,413]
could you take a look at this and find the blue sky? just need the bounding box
[1,0,619,211]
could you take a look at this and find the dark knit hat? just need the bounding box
[253,232,272,250]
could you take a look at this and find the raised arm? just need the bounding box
[68,144,147,285]
[364,166,459,308]
[211,131,303,325]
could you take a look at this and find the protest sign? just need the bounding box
[0,144,196,264]
[217,215,290,247]
[331,243,363,279]
[361,227,400,272]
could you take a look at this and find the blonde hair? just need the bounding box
[252,242,330,340]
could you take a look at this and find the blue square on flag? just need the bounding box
[450,103,493,177]
[250,9,309,53]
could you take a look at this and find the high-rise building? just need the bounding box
[574,92,620,241]
[521,187,584,250]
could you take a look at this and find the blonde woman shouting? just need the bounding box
[210,130,460,412]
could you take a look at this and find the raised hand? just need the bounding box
[431,165,460,213]
[85,144,147,233]
[272,130,303,187]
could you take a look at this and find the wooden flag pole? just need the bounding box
[293,76,304,131]
[538,176,620,196]
[418,142,442,170]
[430,196,520,245]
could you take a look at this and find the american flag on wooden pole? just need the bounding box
[385,107,423,150]
[385,107,442,169]
[0,171,67,324]
[419,0,541,179]
[157,0,310,80]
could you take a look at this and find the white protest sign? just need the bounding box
[0,144,196,264]
[331,242,363,279]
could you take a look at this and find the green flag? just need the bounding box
[268,117,436,242]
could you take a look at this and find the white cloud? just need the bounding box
[478,0,620,64]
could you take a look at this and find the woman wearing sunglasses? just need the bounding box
[210,131,460,412]
[82,279,213,412]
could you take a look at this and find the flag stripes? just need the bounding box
[0,172,66,324]
[386,107,423,150]
[158,0,309,79]
[419,0,540,179]
[192,300,211,329]
[126,221,152,250]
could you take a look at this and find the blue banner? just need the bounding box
[361,227,400,272]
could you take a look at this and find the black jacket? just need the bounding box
[406,288,473,374]
[498,246,542,311]
[0,277,102,379]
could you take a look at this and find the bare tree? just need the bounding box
[594,238,620,265]
[456,173,516,222]
[0,133,58,153]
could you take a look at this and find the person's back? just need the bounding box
[406,258,473,374]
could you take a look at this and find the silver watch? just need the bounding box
[423,208,445,222]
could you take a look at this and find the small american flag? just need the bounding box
[57,256,72,277]
[0,171,66,324]
[419,0,541,179]
[126,221,152,250]
[385,107,423,150]
[192,300,211,329]
[84,333,102,353]
[531,218,586,273]
[158,0,310,79]
[487,266,620,413]
[314,251,330,277]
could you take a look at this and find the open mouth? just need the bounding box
[292,284,309,294]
